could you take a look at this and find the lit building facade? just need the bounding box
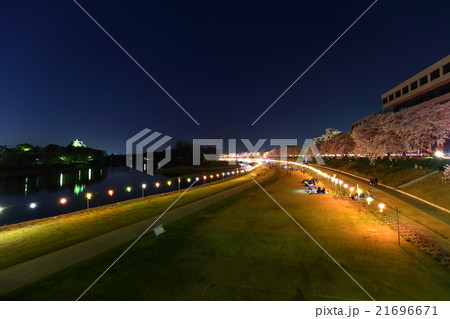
[313,128,342,143]
[381,55,450,111]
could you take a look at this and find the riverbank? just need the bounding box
[318,157,448,187]
[317,157,450,210]
[0,166,269,270]
[3,167,448,300]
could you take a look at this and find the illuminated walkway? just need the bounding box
[0,168,276,295]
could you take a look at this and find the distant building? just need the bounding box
[381,55,450,111]
[313,128,342,143]
[71,139,87,148]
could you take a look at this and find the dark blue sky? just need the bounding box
[1,0,449,153]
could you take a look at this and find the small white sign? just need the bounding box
[153,225,166,237]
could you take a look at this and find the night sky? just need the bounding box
[1,0,449,154]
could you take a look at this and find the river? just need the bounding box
[0,166,243,226]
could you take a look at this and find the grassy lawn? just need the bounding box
[3,169,449,301]
[0,167,268,270]
[402,172,450,210]
[318,157,448,187]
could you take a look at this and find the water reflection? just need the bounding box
[0,167,107,196]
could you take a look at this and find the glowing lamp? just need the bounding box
[366,197,373,204]
[126,187,132,192]
[29,203,37,209]
[343,184,348,188]
[435,151,444,158]
[187,178,191,183]
[142,184,147,189]
[167,181,172,186]
[86,193,92,200]
[155,182,160,188]
[59,198,68,204]
[378,203,385,212]
[108,190,114,196]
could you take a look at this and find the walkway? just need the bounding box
[0,168,276,295]
[311,165,450,225]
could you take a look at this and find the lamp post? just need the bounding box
[222,172,225,182]
[178,177,181,191]
[86,193,92,210]
[203,175,207,184]
[396,206,400,246]
[141,184,147,198]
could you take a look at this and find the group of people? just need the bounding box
[306,187,327,194]
[301,178,318,187]
[369,178,378,186]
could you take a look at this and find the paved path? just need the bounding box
[311,165,450,225]
[0,168,276,295]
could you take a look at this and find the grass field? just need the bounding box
[3,169,449,301]
[0,167,267,270]
[319,157,448,187]
[402,172,450,210]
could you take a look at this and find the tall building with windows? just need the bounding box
[381,55,450,111]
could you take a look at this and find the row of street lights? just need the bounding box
[0,166,256,214]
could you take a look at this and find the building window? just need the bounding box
[430,69,440,81]
[383,97,388,104]
[410,81,418,90]
[402,86,409,94]
[420,75,428,86]
[395,90,401,98]
[389,94,394,101]
[443,63,450,74]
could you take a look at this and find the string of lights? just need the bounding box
[0,166,258,216]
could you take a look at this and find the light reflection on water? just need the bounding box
[0,166,241,226]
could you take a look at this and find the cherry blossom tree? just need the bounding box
[319,132,355,156]
[351,101,450,164]
[442,164,450,184]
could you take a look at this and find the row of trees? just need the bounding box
[0,143,108,167]
[318,101,450,164]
